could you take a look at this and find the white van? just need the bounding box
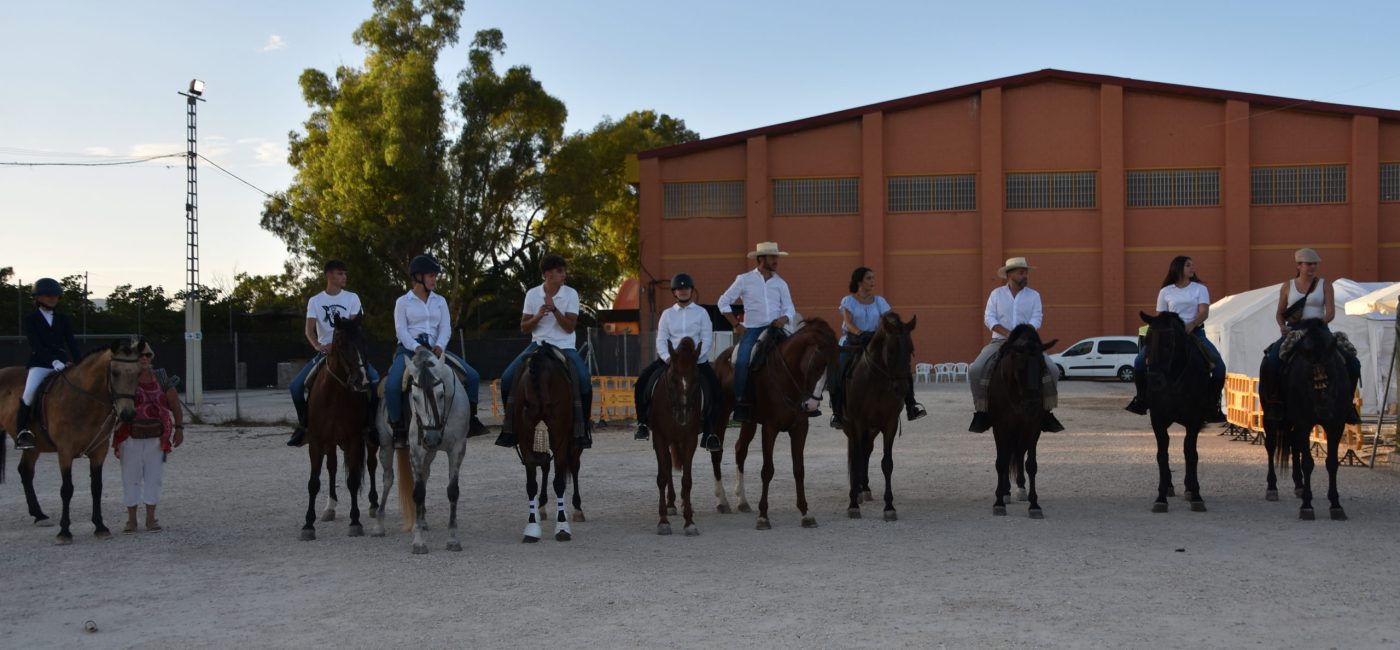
[1049,336,1140,382]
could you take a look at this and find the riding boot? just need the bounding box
[575,419,593,450]
[287,399,309,447]
[14,402,36,450]
[829,379,846,429]
[634,423,650,441]
[904,389,928,422]
[467,404,488,438]
[494,403,516,448]
[968,411,991,433]
[732,402,753,424]
[1125,373,1148,415]
[1041,411,1065,433]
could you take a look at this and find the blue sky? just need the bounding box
[3,1,1398,297]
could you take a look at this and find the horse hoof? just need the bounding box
[368,506,379,518]
[348,524,364,537]
[299,529,316,541]
[94,528,112,540]
[412,544,429,555]
[716,504,733,514]
[801,516,819,528]
[684,525,700,537]
[1330,508,1348,521]
[737,503,752,513]
[755,517,771,530]
[320,511,336,523]
[1265,490,1279,502]
[667,506,678,516]
[1300,508,1315,521]
[1182,491,1194,502]
[54,535,73,546]
[993,506,1007,516]
[555,531,572,542]
[1029,509,1044,520]
[1189,501,1207,512]
[1294,488,1305,498]
[848,508,862,519]
[1151,502,1168,514]
[572,511,586,523]
[656,522,673,535]
[370,527,385,538]
[861,491,873,503]
[1016,488,1027,502]
[522,535,540,544]
[1166,486,1176,497]
[446,541,462,552]
[34,517,54,528]
[883,510,898,522]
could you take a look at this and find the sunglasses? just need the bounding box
[139,352,155,359]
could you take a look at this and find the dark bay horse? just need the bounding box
[0,340,143,543]
[1261,319,1351,520]
[1139,311,1213,513]
[510,342,584,542]
[842,312,916,521]
[648,337,705,536]
[715,318,840,529]
[987,324,1056,518]
[299,316,372,542]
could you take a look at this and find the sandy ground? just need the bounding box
[2,380,1399,649]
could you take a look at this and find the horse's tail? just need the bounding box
[671,440,683,472]
[396,447,414,532]
[1272,420,1293,470]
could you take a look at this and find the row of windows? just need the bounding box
[663,164,1400,218]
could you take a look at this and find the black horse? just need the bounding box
[1139,311,1213,513]
[1260,318,1351,521]
[987,324,1056,518]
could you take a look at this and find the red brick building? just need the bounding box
[635,69,1400,363]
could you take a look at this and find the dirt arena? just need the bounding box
[2,380,1398,649]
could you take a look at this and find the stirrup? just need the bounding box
[634,424,650,441]
[14,429,37,450]
[906,403,928,421]
[701,432,722,452]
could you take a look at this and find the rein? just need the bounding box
[768,333,827,416]
[54,354,137,458]
[411,363,457,444]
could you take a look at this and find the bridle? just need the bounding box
[663,354,701,427]
[410,361,457,444]
[769,328,834,416]
[53,351,142,457]
[858,327,913,397]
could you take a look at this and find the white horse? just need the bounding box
[369,348,471,554]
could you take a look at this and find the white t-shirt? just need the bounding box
[306,290,363,346]
[1156,282,1210,324]
[523,284,579,349]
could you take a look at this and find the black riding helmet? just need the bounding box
[32,277,63,297]
[409,254,441,285]
[670,273,695,290]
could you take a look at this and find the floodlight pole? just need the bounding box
[179,81,206,406]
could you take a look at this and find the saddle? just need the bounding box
[511,343,586,437]
[748,326,789,371]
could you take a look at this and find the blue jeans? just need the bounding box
[1135,327,1225,385]
[499,343,591,408]
[732,325,768,403]
[290,353,381,408]
[386,345,479,424]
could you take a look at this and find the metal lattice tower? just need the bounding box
[180,81,206,405]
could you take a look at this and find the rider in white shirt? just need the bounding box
[966,257,1063,434]
[287,260,378,447]
[717,242,798,423]
[633,273,723,451]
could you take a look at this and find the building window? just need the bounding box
[1005,171,1097,210]
[663,181,746,219]
[1382,163,1400,202]
[1126,168,1221,207]
[773,177,859,215]
[1251,165,1347,205]
[888,174,977,212]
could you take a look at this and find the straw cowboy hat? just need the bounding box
[1294,248,1322,263]
[747,242,790,259]
[997,256,1035,279]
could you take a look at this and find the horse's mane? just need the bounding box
[1001,324,1043,353]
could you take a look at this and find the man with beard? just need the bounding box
[967,257,1064,434]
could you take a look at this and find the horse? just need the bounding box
[714,318,840,530]
[841,312,916,521]
[509,341,586,543]
[648,336,706,536]
[1139,311,1214,513]
[1261,318,1351,520]
[0,340,143,543]
[298,316,373,541]
[986,324,1057,518]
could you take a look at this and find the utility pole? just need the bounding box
[82,271,89,337]
[179,79,206,405]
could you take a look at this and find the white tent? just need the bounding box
[1344,284,1400,412]
[1203,279,1392,414]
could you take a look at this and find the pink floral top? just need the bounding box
[113,374,174,453]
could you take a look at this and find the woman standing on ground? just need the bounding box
[112,338,184,532]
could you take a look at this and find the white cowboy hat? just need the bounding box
[997,256,1035,279]
[747,242,790,259]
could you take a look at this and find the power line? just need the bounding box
[0,153,184,167]
[197,153,274,198]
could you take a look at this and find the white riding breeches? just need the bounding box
[22,367,53,405]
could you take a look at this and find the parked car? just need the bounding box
[1049,336,1140,382]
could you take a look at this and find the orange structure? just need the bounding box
[636,69,1400,363]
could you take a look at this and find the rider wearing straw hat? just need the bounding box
[967,257,1064,433]
[718,242,799,423]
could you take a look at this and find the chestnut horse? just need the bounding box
[648,336,705,536]
[509,342,585,543]
[715,318,840,529]
[987,324,1056,518]
[298,316,372,542]
[0,340,143,543]
[842,312,916,521]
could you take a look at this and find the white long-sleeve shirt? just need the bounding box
[656,302,714,362]
[983,285,1043,341]
[717,268,796,329]
[394,290,452,351]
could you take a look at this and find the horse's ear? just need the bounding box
[907,315,916,331]
[1042,338,1059,352]
[1139,311,1153,324]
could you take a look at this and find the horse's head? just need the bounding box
[107,338,144,423]
[1140,310,1188,375]
[997,324,1055,397]
[664,337,702,427]
[329,315,371,393]
[1293,318,1337,363]
[409,348,455,449]
[795,317,841,377]
[873,312,916,372]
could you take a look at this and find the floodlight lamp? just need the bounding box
[189,79,205,96]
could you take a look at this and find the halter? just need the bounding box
[410,363,457,444]
[857,329,911,396]
[53,352,141,457]
[768,330,831,417]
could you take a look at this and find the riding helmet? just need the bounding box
[32,277,63,297]
[670,273,695,290]
[409,254,442,277]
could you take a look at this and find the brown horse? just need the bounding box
[0,340,143,543]
[842,312,916,521]
[510,342,584,542]
[715,318,840,529]
[987,324,1057,518]
[648,336,705,536]
[299,316,372,541]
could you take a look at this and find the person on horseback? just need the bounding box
[633,273,724,451]
[967,258,1064,433]
[494,254,593,449]
[287,260,380,447]
[1259,248,1362,424]
[718,242,799,424]
[828,266,927,429]
[1125,256,1227,422]
[13,277,81,450]
[386,254,486,448]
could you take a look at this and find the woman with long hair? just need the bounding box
[829,267,927,429]
[1125,256,1226,421]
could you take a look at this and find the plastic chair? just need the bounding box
[952,362,969,382]
[935,363,955,383]
[915,362,934,384]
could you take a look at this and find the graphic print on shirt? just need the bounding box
[320,303,352,326]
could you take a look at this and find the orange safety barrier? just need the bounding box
[1225,372,1365,459]
[492,376,640,422]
